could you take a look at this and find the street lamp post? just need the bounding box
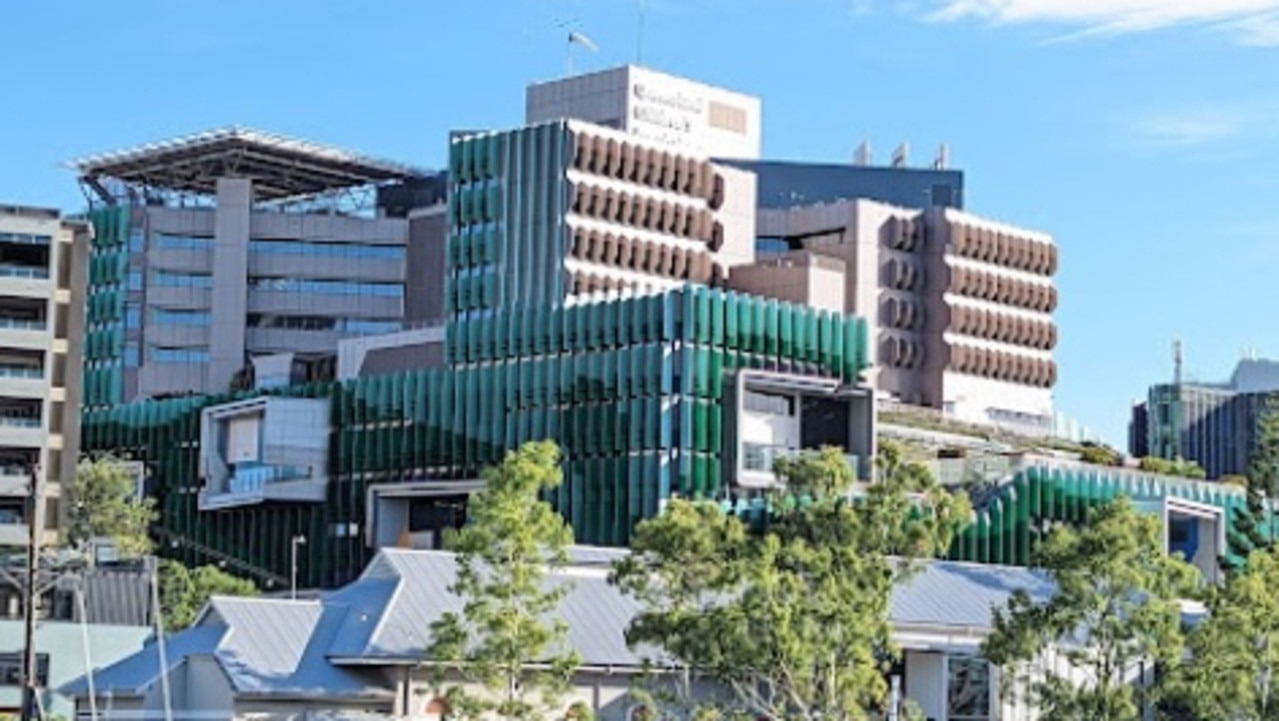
[290,535,306,600]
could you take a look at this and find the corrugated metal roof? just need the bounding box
[62,625,223,696]
[890,560,1051,629]
[209,597,387,698]
[348,550,653,666]
[81,568,153,627]
[70,548,1050,701]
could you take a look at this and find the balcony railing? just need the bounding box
[0,416,41,429]
[0,365,42,379]
[743,444,859,477]
[0,317,46,331]
[0,265,49,280]
[0,509,26,525]
[226,463,312,495]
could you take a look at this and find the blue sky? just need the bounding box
[2,0,1277,445]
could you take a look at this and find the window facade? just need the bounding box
[151,347,210,363]
[152,271,213,288]
[153,309,212,326]
[947,656,992,721]
[153,234,213,251]
[249,277,403,297]
[250,239,404,261]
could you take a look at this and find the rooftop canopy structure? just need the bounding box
[71,127,429,206]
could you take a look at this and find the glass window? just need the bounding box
[123,344,140,368]
[124,306,141,330]
[151,346,209,363]
[153,234,212,251]
[0,232,52,247]
[744,390,794,416]
[127,270,143,291]
[248,277,403,297]
[152,271,213,288]
[128,231,145,253]
[947,657,992,721]
[249,239,404,261]
[153,309,211,326]
[245,314,401,335]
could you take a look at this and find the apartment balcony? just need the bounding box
[0,350,46,398]
[739,442,859,490]
[0,466,26,497]
[0,265,48,281]
[198,463,326,511]
[0,509,28,547]
[198,396,331,511]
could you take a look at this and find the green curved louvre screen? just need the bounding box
[83,285,871,586]
[82,206,132,409]
[947,462,1261,567]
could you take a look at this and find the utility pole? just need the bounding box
[20,464,42,721]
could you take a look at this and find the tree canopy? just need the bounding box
[981,498,1198,721]
[426,441,578,721]
[1165,547,1279,720]
[67,455,155,557]
[158,560,258,630]
[1228,397,1279,572]
[612,444,968,720]
[1137,456,1207,480]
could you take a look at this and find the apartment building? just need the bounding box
[72,128,444,407]
[733,199,1059,434]
[0,206,89,546]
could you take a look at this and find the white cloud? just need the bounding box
[1130,102,1279,148]
[925,0,1279,44]
[1132,112,1247,146]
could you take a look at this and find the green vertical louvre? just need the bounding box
[88,285,875,579]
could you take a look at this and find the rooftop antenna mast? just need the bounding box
[1173,338,1183,386]
[636,0,647,64]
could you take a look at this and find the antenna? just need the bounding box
[1173,339,1183,386]
[853,141,872,166]
[891,143,909,168]
[636,0,647,65]
[934,144,950,170]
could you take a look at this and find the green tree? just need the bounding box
[1228,398,1279,571]
[1222,474,1250,489]
[613,444,968,720]
[67,455,155,557]
[772,445,855,499]
[1165,548,1279,720]
[1079,443,1121,467]
[427,441,578,721]
[981,498,1198,721]
[1171,458,1207,480]
[157,560,258,630]
[1139,457,1207,480]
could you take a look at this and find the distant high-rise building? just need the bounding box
[71,128,445,406]
[1135,357,1279,479]
[526,65,762,159]
[0,205,89,546]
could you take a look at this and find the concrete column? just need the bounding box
[210,178,252,394]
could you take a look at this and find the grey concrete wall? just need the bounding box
[210,178,253,395]
[406,207,447,325]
